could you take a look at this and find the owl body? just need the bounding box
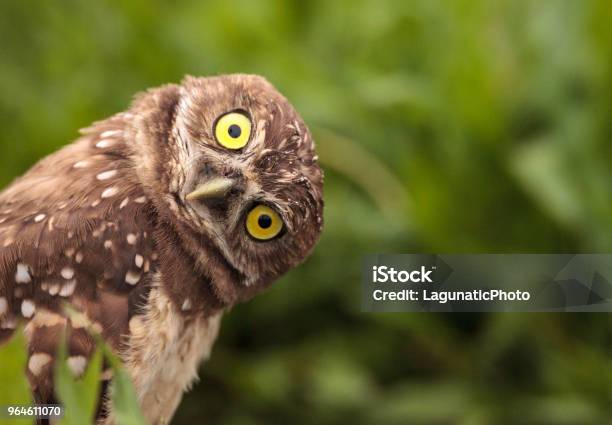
[121,288,222,425]
[0,75,323,424]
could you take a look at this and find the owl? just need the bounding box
[0,74,324,424]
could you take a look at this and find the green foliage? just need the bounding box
[55,339,147,425]
[0,332,139,425]
[103,346,148,425]
[1,0,612,424]
[55,339,103,425]
[0,329,31,425]
[0,333,146,425]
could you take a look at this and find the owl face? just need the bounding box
[135,74,323,299]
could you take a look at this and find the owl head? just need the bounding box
[130,74,323,308]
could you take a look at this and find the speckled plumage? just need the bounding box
[0,74,323,424]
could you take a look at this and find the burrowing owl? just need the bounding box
[0,74,324,424]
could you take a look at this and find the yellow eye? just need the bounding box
[246,205,283,241]
[214,112,252,150]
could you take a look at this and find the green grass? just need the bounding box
[0,331,146,425]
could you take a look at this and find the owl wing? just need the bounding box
[0,114,158,414]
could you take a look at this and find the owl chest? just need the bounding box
[119,288,222,425]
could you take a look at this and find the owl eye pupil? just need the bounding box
[228,124,242,139]
[258,214,272,229]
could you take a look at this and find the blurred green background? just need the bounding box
[1,0,612,424]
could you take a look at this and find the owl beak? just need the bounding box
[186,177,236,201]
